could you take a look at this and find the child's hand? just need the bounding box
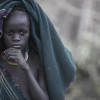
[4,47,28,70]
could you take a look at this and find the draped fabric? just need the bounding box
[0,0,77,100]
[0,59,29,100]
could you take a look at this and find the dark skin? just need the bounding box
[2,10,49,100]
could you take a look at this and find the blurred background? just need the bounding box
[37,0,100,100]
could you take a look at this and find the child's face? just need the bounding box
[3,10,30,51]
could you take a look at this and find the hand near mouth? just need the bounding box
[4,47,29,70]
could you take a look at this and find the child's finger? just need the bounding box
[4,48,21,53]
[7,55,17,62]
[4,52,17,59]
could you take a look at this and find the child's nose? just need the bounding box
[12,34,20,41]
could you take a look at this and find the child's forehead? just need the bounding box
[4,9,30,25]
[6,6,28,21]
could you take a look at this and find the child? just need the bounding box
[0,0,76,100]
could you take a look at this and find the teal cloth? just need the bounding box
[0,0,77,100]
[0,62,29,100]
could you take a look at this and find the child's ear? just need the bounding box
[0,30,3,38]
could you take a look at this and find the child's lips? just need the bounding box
[11,44,22,49]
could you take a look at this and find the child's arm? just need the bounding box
[4,48,49,100]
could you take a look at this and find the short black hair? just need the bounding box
[12,5,27,12]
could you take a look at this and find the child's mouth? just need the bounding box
[11,44,22,49]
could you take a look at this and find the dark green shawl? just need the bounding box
[0,0,77,100]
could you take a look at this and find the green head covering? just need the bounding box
[0,0,77,100]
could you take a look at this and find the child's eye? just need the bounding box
[20,31,26,35]
[6,32,13,35]
[20,31,24,35]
